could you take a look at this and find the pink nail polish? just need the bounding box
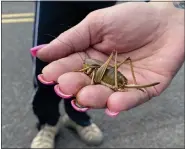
[71,100,89,112]
[37,74,55,85]
[105,108,119,117]
[54,84,73,99]
[30,44,47,57]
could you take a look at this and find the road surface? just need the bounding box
[2,1,184,148]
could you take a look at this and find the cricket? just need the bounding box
[73,50,160,108]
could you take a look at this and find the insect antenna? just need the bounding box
[76,52,85,64]
[45,33,86,65]
[44,33,72,48]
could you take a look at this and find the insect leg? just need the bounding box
[114,51,118,89]
[116,57,145,92]
[117,57,137,85]
[124,82,160,88]
[86,68,93,75]
[118,58,160,90]
[91,70,95,85]
[76,66,90,72]
[98,51,120,91]
[100,81,118,91]
[94,51,114,83]
[126,57,137,85]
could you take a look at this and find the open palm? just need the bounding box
[33,2,184,116]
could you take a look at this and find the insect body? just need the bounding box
[78,51,159,91]
[82,58,128,91]
[74,51,160,108]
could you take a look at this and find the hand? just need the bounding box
[31,2,184,116]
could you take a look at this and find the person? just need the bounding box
[30,0,184,148]
[30,1,117,148]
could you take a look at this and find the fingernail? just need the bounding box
[37,74,55,85]
[105,108,119,117]
[30,44,47,57]
[71,100,89,112]
[54,84,73,99]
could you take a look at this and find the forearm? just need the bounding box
[149,0,184,8]
[149,0,184,24]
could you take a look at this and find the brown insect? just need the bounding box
[73,50,160,108]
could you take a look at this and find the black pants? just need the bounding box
[31,1,116,129]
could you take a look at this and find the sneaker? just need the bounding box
[61,114,103,146]
[30,121,61,148]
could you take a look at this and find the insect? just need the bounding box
[73,50,160,108]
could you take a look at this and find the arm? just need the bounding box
[149,0,184,24]
[149,0,184,9]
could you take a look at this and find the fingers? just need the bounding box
[76,85,114,108]
[40,52,85,82]
[106,90,150,114]
[55,68,151,112]
[38,61,152,117]
[56,71,114,107]
[37,52,153,117]
[60,75,150,115]
[57,72,92,96]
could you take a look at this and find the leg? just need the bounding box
[61,1,116,145]
[97,51,120,91]
[114,51,118,89]
[117,58,160,90]
[117,57,147,92]
[31,1,71,148]
[31,0,64,126]
[62,99,103,145]
[31,87,61,148]
[91,70,95,85]
[31,1,116,147]
[94,52,114,83]
[77,66,90,72]
[64,99,91,127]
[117,57,138,85]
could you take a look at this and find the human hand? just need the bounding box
[30,2,184,117]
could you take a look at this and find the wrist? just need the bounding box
[149,1,184,24]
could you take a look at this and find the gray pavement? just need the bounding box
[2,1,184,148]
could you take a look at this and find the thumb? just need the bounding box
[34,16,91,62]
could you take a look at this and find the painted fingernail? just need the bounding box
[71,100,89,112]
[37,74,55,85]
[30,44,47,57]
[54,84,73,99]
[105,108,119,117]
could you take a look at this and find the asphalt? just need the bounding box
[2,1,184,148]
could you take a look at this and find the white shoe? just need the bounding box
[30,121,61,148]
[61,114,103,146]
